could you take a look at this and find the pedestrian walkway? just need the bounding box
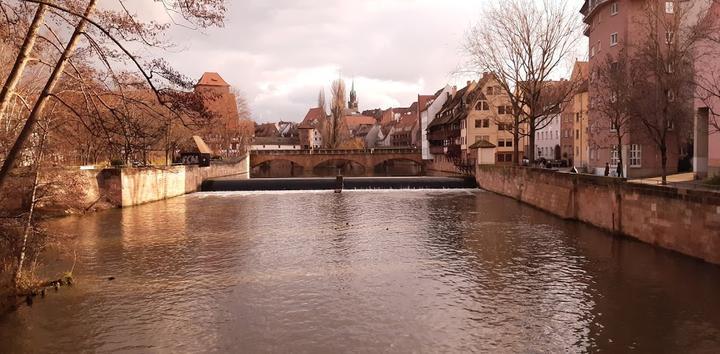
[629,173,720,192]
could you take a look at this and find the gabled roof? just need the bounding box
[192,136,213,154]
[393,114,418,132]
[197,72,230,87]
[344,115,376,130]
[301,107,327,127]
[469,140,496,149]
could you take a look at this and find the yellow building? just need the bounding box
[461,73,524,165]
[571,62,590,169]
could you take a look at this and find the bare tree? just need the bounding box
[631,0,714,184]
[591,49,640,178]
[318,88,327,114]
[328,79,346,149]
[465,0,581,164]
[0,0,227,189]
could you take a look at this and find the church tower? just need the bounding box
[348,80,359,113]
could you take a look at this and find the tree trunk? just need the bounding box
[660,144,668,185]
[617,135,624,178]
[513,115,520,165]
[13,132,46,288]
[528,126,536,165]
[0,0,97,190]
[0,3,48,122]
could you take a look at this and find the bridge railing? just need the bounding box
[250,148,421,156]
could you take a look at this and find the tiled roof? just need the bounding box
[197,72,230,87]
[344,115,376,129]
[469,140,496,149]
[394,115,417,132]
[301,107,327,127]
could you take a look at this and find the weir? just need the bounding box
[201,176,477,191]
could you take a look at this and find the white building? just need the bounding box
[251,137,302,151]
[420,85,452,160]
[535,114,561,160]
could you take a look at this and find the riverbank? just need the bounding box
[475,165,720,265]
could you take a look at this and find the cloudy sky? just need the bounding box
[148,0,587,123]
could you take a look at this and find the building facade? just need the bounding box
[572,61,591,169]
[536,114,562,161]
[582,0,681,177]
[420,86,452,160]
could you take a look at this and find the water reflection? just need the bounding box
[1,190,719,353]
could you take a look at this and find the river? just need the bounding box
[1,190,719,353]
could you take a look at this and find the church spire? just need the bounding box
[348,79,358,113]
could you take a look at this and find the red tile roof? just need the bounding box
[344,115,376,130]
[197,72,230,87]
[300,107,327,128]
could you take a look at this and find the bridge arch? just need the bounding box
[249,149,423,177]
[251,158,305,178]
[312,158,367,177]
[373,157,423,176]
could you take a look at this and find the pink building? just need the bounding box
[581,0,680,178]
[694,1,720,178]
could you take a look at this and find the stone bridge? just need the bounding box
[250,148,424,177]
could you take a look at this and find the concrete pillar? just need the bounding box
[694,107,710,179]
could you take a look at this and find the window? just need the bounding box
[610,2,618,15]
[630,144,642,167]
[498,123,507,131]
[666,2,674,14]
[476,100,489,111]
[666,62,675,74]
[576,129,580,139]
[590,45,596,58]
[610,121,618,132]
[666,31,674,45]
[505,139,513,148]
[498,106,509,115]
[611,145,620,167]
[498,140,506,147]
[610,32,618,46]
[475,119,483,128]
[667,90,676,102]
[576,113,581,123]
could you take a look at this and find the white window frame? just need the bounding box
[611,145,620,167]
[610,2,619,16]
[629,144,642,168]
[666,2,674,14]
[610,32,618,47]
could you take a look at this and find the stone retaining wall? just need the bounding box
[475,165,720,265]
[115,157,250,207]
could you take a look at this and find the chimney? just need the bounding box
[466,80,472,87]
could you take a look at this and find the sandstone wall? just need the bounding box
[476,165,720,265]
[119,157,249,207]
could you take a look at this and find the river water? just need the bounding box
[1,190,719,353]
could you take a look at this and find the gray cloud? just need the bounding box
[134,0,586,122]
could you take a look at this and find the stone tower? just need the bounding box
[348,80,359,113]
